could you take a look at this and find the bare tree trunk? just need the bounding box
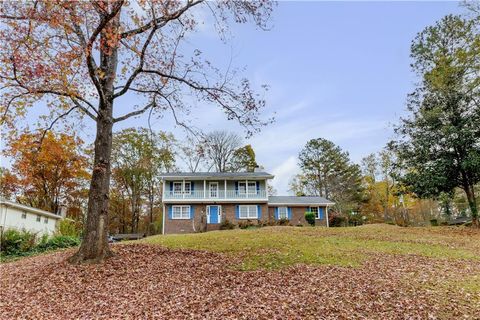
[68,111,114,263]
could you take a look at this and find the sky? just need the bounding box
[4,1,463,195]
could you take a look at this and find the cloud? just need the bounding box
[270,156,298,195]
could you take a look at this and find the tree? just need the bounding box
[229,144,258,172]
[111,128,175,234]
[3,130,89,214]
[205,131,243,172]
[295,138,363,214]
[177,136,208,173]
[392,14,480,227]
[0,1,273,262]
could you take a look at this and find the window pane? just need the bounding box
[239,205,248,218]
[248,182,257,194]
[310,207,318,214]
[184,182,191,194]
[238,182,246,194]
[278,207,288,219]
[173,183,182,194]
[173,206,182,218]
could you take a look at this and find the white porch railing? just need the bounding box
[163,189,267,200]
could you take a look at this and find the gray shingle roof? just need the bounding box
[268,196,334,205]
[159,172,274,179]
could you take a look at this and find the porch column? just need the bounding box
[182,179,185,199]
[203,180,206,198]
[224,180,227,199]
[325,205,329,228]
[162,179,166,200]
[245,179,248,198]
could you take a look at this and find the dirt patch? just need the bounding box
[1,244,479,319]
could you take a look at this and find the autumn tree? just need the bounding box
[177,136,209,172]
[229,144,258,172]
[205,130,243,172]
[3,130,89,214]
[111,127,175,233]
[392,14,480,227]
[0,1,273,262]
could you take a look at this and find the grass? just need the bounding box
[141,224,480,270]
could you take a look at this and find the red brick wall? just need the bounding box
[164,203,269,234]
[268,206,328,227]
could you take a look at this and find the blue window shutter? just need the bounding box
[288,207,292,220]
[191,182,194,192]
[235,205,239,219]
[274,207,279,220]
[168,205,172,220]
[235,182,238,195]
[190,205,194,219]
[319,207,324,220]
[257,205,262,219]
[256,181,260,194]
[169,182,173,192]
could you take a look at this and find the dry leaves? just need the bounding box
[1,244,479,319]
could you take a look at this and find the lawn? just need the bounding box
[1,224,480,319]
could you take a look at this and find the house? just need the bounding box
[0,199,64,235]
[160,171,334,234]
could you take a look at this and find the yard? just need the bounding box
[1,224,480,319]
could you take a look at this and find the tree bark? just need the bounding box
[68,111,114,263]
[465,185,478,228]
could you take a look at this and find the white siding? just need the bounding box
[0,204,60,235]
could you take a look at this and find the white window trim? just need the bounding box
[172,205,191,220]
[238,205,258,219]
[209,182,219,198]
[183,181,191,195]
[238,181,257,195]
[173,182,183,195]
[309,206,322,219]
[278,207,288,219]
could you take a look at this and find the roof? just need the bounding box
[159,171,274,180]
[268,196,335,206]
[0,199,63,219]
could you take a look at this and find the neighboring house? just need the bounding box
[160,171,334,234]
[0,199,64,235]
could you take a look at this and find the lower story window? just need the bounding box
[172,205,191,219]
[239,205,258,219]
[278,207,288,219]
[309,207,319,218]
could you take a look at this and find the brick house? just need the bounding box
[160,172,334,234]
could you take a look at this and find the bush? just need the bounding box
[238,220,256,229]
[56,219,82,237]
[430,219,439,227]
[277,218,290,226]
[304,212,316,226]
[37,235,80,251]
[1,229,38,256]
[219,219,236,230]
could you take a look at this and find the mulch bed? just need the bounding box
[1,244,479,319]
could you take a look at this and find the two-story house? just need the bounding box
[160,171,334,234]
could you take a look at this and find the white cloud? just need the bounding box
[270,156,298,195]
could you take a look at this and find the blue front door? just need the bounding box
[208,206,219,224]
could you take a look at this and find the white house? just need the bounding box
[0,199,64,235]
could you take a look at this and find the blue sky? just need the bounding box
[5,1,463,195]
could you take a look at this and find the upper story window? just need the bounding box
[44,217,48,224]
[238,181,257,195]
[173,181,191,195]
[36,215,41,222]
[278,207,288,219]
[21,212,27,219]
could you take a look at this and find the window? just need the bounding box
[238,182,257,195]
[173,182,191,195]
[309,206,318,217]
[44,217,48,224]
[36,215,41,222]
[209,182,218,197]
[172,205,191,219]
[239,205,258,219]
[278,207,288,219]
[21,212,27,219]
[184,182,191,195]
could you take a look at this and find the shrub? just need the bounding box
[304,212,316,226]
[430,219,439,227]
[56,219,82,237]
[219,219,236,230]
[37,235,80,251]
[277,218,290,226]
[238,220,256,229]
[1,229,38,256]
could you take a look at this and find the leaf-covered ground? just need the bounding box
[1,225,480,319]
